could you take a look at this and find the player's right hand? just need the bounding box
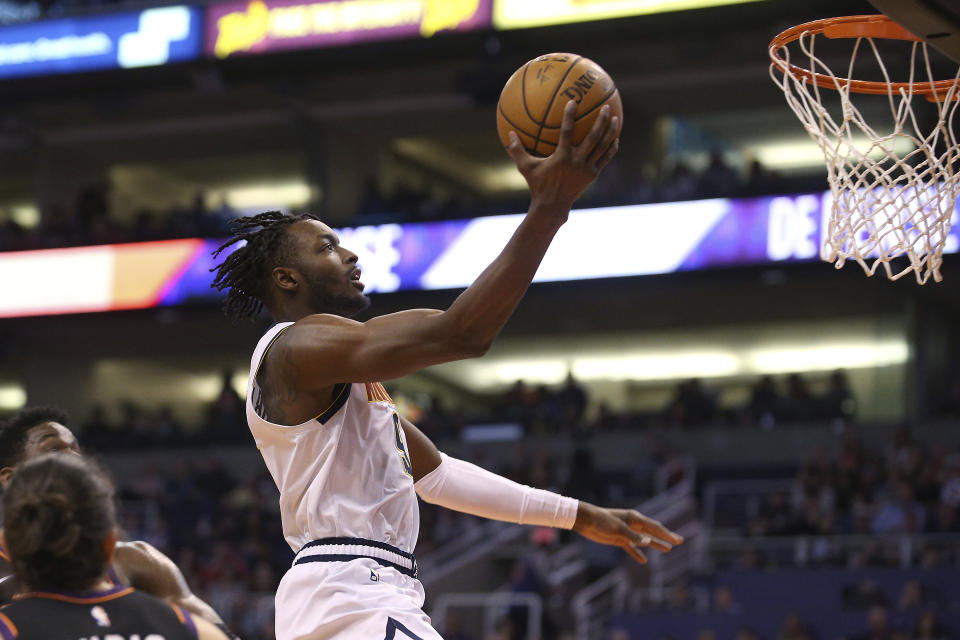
[505,99,619,216]
[572,501,684,565]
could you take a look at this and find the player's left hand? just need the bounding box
[572,501,684,564]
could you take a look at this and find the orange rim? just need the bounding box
[769,14,959,100]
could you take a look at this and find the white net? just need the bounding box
[770,27,960,284]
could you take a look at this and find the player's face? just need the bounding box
[290,220,370,318]
[22,422,81,462]
[0,422,81,487]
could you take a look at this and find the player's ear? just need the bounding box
[0,466,13,488]
[102,528,119,564]
[272,266,299,292]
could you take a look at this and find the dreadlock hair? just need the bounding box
[210,211,320,322]
[0,406,70,470]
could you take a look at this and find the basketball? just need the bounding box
[496,53,623,157]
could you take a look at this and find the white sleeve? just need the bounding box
[414,452,579,529]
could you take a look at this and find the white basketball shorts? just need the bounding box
[275,539,444,640]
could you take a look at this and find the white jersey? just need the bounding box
[246,322,420,555]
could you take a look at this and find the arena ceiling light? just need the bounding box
[746,340,909,374]
[0,203,39,228]
[746,136,916,171]
[440,338,909,387]
[221,181,314,210]
[0,384,26,410]
[573,352,741,381]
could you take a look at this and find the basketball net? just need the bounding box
[770,17,960,284]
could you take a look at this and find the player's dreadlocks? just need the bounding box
[210,211,319,321]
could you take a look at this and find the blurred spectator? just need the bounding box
[822,370,857,422]
[209,369,244,441]
[779,613,811,640]
[750,490,794,536]
[667,378,717,428]
[697,150,740,198]
[852,606,893,640]
[913,611,952,640]
[747,375,781,429]
[843,580,889,609]
[660,162,698,202]
[443,613,478,640]
[872,482,926,533]
[742,158,783,196]
[667,583,695,612]
[782,373,816,423]
[713,586,742,615]
[897,580,924,612]
[556,372,589,429]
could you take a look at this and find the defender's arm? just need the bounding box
[113,541,229,629]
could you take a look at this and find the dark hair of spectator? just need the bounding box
[3,454,116,591]
[210,211,319,322]
[0,406,70,469]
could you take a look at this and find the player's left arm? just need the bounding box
[112,541,231,629]
[400,417,683,564]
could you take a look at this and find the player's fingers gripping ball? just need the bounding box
[497,53,623,156]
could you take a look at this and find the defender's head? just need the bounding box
[0,406,79,487]
[1,453,118,592]
[211,212,370,322]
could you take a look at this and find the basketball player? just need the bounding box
[0,406,235,636]
[211,102,683,639]
[0,453,228,640]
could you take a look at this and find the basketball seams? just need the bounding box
[532,56,583,154]
[519,62,541,129]
[539,88,619,131]
[497,104,540,145]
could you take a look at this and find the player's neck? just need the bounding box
[23,575,115,594]
[272,301,316,323]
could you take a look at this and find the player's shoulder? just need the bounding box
[114,539,160,561]
[113,540,178,579]
[273,314,366,351]
[289,313,363,333]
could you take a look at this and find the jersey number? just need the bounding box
[392,413,413,477]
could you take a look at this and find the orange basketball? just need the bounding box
[496,53,623,157]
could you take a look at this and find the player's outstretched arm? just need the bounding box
[112,541,235,633]
[274,101,620,388]
[401,416,682,564]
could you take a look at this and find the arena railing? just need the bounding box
[431,592,543,640]
[707,532,960,569]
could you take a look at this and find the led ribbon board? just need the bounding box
[493,0,767,30]
[1,190,958,317]
[0,5,203,79]
[206,0,492,59]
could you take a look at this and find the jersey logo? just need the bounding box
[365,382,394,404]
[391,413,413,478]
[90,605,111,627]
[370,569,381,582]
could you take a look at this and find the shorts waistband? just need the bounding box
[293,537,418,579]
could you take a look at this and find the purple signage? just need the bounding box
[206,0,492,58]
[4,189,958,318]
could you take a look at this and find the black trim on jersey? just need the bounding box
[294,554,417,579]
[315,383,351,424]
[385,616,426,640]
[299,537,414,560]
